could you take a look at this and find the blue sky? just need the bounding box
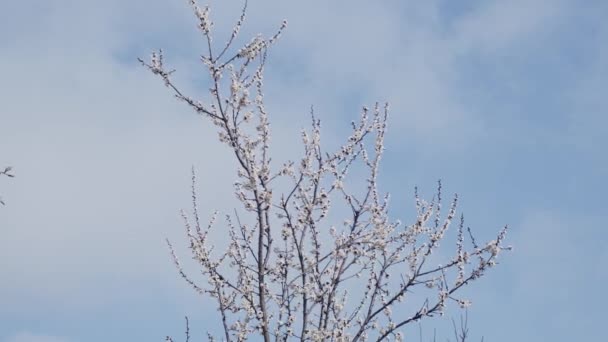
[1,0,607,341]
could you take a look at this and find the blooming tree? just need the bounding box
[0,166,14,206]
[140,1,510,341]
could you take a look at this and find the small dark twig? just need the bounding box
[184,316,190,342]
[0,166,14,206]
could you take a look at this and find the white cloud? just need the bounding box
[0,0,239,311]
[450,0,567,54]
[242,0,573,152]
[4,332,69,342]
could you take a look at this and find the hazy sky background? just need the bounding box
[1,0,607,341]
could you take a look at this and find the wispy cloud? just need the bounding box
[3,333,69,342]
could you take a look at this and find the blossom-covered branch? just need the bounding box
[141,1,510,341]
